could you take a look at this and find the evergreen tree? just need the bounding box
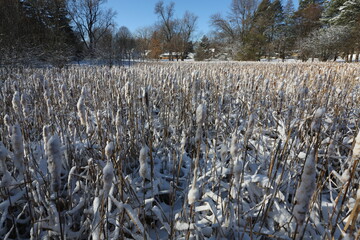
[276,0,296,60]
[329,0,360,61]
[322,0,347,23]
[0,0,81,66]
[294,0,324,39]
[195,35,212,61]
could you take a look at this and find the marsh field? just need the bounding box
[0,62,360,239]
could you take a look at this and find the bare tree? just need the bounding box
[67,0,116,57]
[115,26,135,65]
[134,26,154,61]
[96,26,115,66]
[177,11,198,60]
[154,1,177,60]
[210,0,258,43]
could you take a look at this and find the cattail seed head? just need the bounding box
[196,103,206,126]
[47,134,63,192]
[293,149,316,225]
[11,123,24,175]
[0,141,8,174]
[103,161,114,197]
[188,185,199,205]
[105,141,115,159]
[352,131,360,160]
[139,146,149,180]
[12,91,21,113]
[230,132,238,159]
[77,86,87,126]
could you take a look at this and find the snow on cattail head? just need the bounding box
[230,132,238,159]
[352,131,360,160]
[11,123,24,175]
[220,144,228,162]
[311,107,325,133]
[43,125,51,157]
[47,134,63,192]
[60,83,67,103]
[105,141,115,159]
[188,184,200,205]
[180,131,186,150]
[196,103,206,126]
[139,145,149,180]
[12,91,21,113]
[293,149,316,225]
[77,87,86,126]
[124,81,131,103]
[4,114,12,134]
[103,161,114,197]
[0,141,8,174]
[20,93,29,118]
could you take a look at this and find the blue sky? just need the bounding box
[104,0,297,40]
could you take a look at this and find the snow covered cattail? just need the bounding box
[103,161,114,198]
[188,185,200,205]
[311,108,325,133]
[115,110,122,137]
[21,93,30,118]
[0,141,8,174]
[4,114,12,135]
[230,132,238,159]
[293,149,316,225]
[180,131,186,151]
[124,81,131,103]
[352,131,360,160]
[105,141,115,159]
[195,125,203,145]
[85,111,94,136]
[47,135,63,192]
[245,113,256,140]
[141,87,149,108]
[77,86,87,126]
[60,83,67,103]
[43,125,50,157]
[92,196,101,240]
[11,123,24,175]
[139,146,149,180]
[12,91,21,113]
[196,103,206,126]
[220,144,228,163]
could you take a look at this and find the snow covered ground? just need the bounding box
[0,62,359,239]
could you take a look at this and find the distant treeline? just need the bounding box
[196,0,360,62]
[1,0,359,66]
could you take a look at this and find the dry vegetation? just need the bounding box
[0,62,360,239]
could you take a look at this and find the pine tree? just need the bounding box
[195,35,212,61]
[330,0,360,25]
[322,0,347,23]
[294,0,324,40]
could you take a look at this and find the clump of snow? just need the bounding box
[188,186,200,205]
